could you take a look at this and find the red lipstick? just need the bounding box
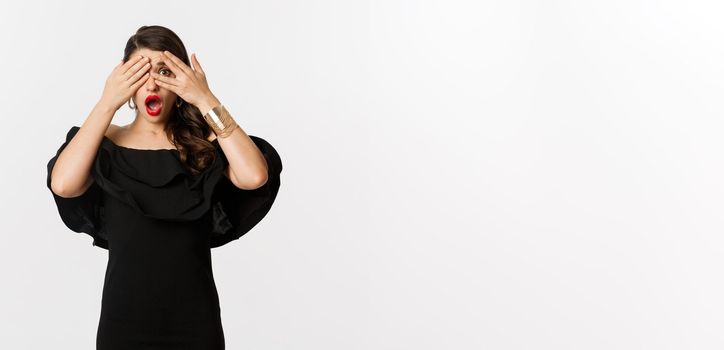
[145,95,163,116]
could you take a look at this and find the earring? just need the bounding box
[128,98,136,110]
[175,98,183,108]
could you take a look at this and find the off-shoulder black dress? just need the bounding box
[46,126,282,350]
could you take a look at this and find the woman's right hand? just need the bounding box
[98,55,151,111]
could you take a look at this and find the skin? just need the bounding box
[50,49,269,198]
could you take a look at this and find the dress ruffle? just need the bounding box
[207,131,283,248]
[46,125,282,249]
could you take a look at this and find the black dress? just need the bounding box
[46,126,282,349]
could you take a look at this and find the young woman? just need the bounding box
[46,25,282,349]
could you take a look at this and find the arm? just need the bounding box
[50,102,115,198]
[52,54,152,197]
[151,51,268,190]
[201,95,268,190]
[47,55,150,249]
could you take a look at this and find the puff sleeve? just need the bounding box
[208,135,282,248]
[46,126,109,249]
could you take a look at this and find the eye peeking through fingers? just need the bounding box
[159,68,173,77]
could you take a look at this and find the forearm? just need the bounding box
[195,93,222,117]
[196,92,268,190]
[215,123,269,190]
[50,101,115,197]
[197,96,268,190]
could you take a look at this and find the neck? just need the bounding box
[128,116,169,135]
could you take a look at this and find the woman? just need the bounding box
[46,25,282,349]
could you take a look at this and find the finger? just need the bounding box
[125,61,150,82]
[121,55,147,75]
[191,53,205,75]
[128,63,151,84]
[163,51,194,77]
[130,72,151,89]
[122,57,149,78]
[116,57,132,73]
[150,71,178,87]
[153,78,179,94]
[159,55,185,78]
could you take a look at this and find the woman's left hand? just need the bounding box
[151,51,220,115]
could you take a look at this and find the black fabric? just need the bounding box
[46,126,110,248]
[46,125,283,249]
[46,125,282,349]
[208,135,282,248]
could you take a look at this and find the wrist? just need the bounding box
[202,103,239,138]
[95,100,118,114]
[197,94,222,116]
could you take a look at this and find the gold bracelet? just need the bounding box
[203,104,238,138]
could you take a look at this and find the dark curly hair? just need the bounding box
[123,25,216,175]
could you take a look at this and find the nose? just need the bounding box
[145,74,159,91]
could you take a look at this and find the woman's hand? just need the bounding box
[99,55,151,111]
[151,51,220,115]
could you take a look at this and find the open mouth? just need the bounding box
[145,95,163,116]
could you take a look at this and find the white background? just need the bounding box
[2,0,724,349]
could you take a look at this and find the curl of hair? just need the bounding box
[123,25,216,175]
